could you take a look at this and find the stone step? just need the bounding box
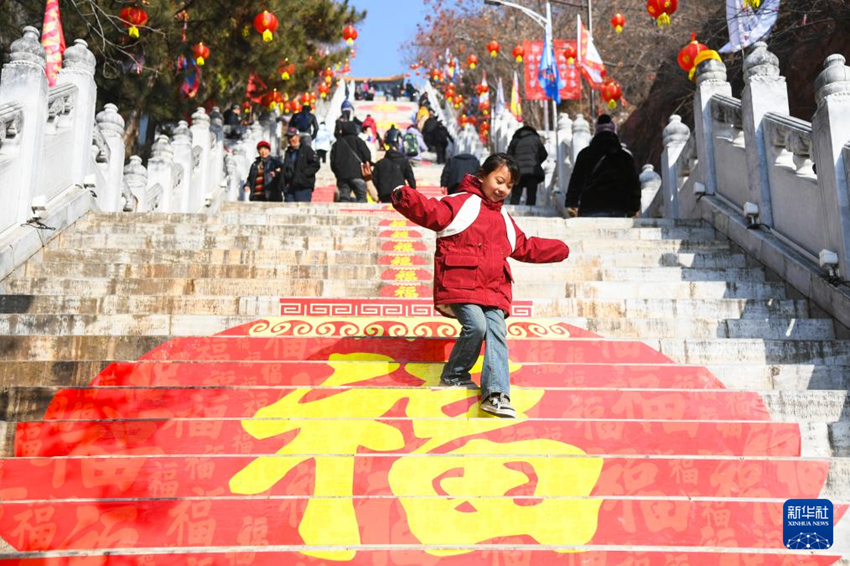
[0,314,832,340]
[0,294,810,319]
[0,453,847,500]
[49,233,734,253]
[1,335,849,365]
[1,360,848,390]
[36,248,753,269]
[1,385,847,424]
[18,263,768,284]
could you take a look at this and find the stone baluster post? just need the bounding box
[812,55,850,278]
[224,153,240,201]
[661,115,691,219]
[0,26,48,227]
[94,104,126,212]
[640,164,663,216]
[571,114,591,164]
[170,120,193,212]
[208,107,224,193]
[693,56,733,196]
[122,156,147,211]
[189,107,210,212]
[147,135,175,211]
[55,39,97,190]
[741,42,788,228]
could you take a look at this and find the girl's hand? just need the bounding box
[566,207,578,218]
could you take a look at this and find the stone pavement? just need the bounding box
[0,98,847,564]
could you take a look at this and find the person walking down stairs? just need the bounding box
[281,127,321,203]
[373,143,417,203]
[242,140,282,202]
[391,154,570,418]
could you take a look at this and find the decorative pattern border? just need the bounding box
[278,298,534,317]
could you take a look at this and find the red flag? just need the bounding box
[41,0,66,86]
[578,15,607,90]
[245,74,267,103]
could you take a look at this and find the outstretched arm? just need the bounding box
[509,216,570,263]
[391,186,462,232]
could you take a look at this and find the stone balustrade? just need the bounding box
[660,41,850,327]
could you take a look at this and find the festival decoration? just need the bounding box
[487,40,501,58]
[601,79,623,109]
[323,67,335,84]
[318,83,330,99]
[610,13,626,34]
[467,54,479,70]
[254,11,278,42]
[563,43,577,65]
[119,6,148,38]
[690,49,723,80]
[191,42,209,66]
[512,45,525,63]
[263,89,283,110]
[646,0,678,27]
[342,24,358,45]
[677,32,709,78]
[279,61,295,81]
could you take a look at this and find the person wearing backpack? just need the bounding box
[373,143,417,203]
[330,120,373,203]
[384,124,403,153]
[565,114,641,218]
[403,125,427,158]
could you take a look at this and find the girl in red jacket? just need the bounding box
[391,153,569,418]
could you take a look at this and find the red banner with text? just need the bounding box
[523,39,580,101]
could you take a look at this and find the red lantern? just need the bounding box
[119,7,148,38]
[479,100,491,116]
[459,114,470,128]
[318,83,330,99]
[467,54,479,70]
[677,32,708,73]
[254,11,279,42]
[610,13,626,34]
[342,24,358,45]
[563,43,577,65]
[601,80,623,110]
[487,40,501,58]
[323,67,335,84]
[512,45,525,63]
[191,42,209,66]
[279,61,295,80]
[646,0,678,27]
[262,89,284,109]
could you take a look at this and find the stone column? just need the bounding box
[224,153,240,201]
[740,42,788,228]
[693,57,733,196]
[661,115,691,219]
[640,164,663,216]
[94,103,126,212]
[122,156,146,212]
[55,39,97,190]
[208,107,224,195]
[0,26,48,229]
[147,135,175,212]
[811,55,850,278]
[189,107,210,212]
[171,120,193,212]
[571,114,591,164]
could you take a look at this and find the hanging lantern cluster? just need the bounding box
[467,54,479,70]
[601,80,623,110]
[646,0,678,27]
[254,11,279,42]
[610,13,626,34]
[120,6,148,38]
[279,61,296,81]
[677,32,709,80]
[263,89,284,110]
[512,45,524,63]
[487,40,501,58]
[318,83,330,99]
[452,93,465,109]
[342,24,358,45]
[191,42,209,66]
[324,67,335,84]
[563,43,577,66]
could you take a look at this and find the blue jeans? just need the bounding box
[441,304,510,399]
[285,188,312,202]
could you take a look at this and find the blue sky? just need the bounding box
[348,0,432,78]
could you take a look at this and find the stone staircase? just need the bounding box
[0,101,848,564]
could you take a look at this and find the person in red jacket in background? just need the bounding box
[391,154,570,418]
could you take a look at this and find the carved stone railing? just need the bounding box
[0,102,23,154]
[659,42,850,328]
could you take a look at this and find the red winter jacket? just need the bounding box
[392,174,570,317]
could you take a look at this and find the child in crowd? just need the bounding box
[391,154,570,417]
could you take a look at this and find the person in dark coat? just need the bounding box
[242,140,282,202]
[281,127,321,203]
[566,114,641,217]
[373,146,417,203]
[431,121,451,165]
[422,114,439,150]
[507,125,548,206]
[384,124,403,153]
[441,153,481,195]
[330,120,372,203]
[289,104,319,145]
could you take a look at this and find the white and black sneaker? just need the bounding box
[439,377,478,389]
[480,393,516,418]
